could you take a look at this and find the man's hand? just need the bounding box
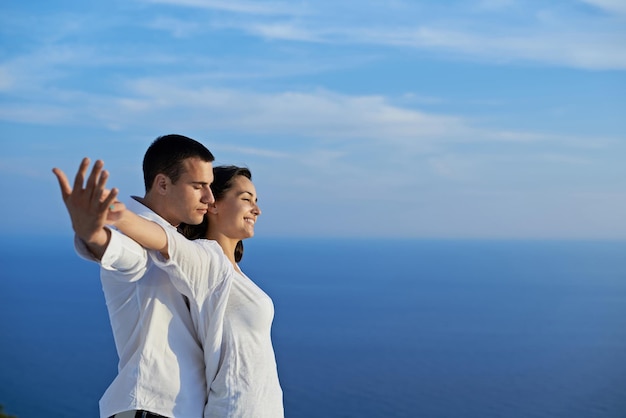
[53,158,119,259]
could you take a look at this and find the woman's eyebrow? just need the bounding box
[239,190,257,201]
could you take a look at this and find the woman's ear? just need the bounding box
[208,202,219,214]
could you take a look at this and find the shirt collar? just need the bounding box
[126,196,176,230]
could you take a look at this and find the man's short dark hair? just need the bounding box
[143,134,215,192]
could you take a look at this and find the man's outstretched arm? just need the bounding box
[52,157,119,260]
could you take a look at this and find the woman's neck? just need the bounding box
[206,232,240,272]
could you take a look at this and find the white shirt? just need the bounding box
[75,198,206,418]
[154,227,284,418]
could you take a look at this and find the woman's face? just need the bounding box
[212,175,261,240]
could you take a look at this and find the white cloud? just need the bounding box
[82,78,470,143]
[476,0,517,11]
[0,105,74,125]
[212,20,626,70]
[140,0,306,16]
[212,144,291,159]
[428,154,481,182]
[537,154,591,165]
[2,0,625,239]
[205,3,626,70]
[244,22,326,42]
[146,17,205,38]
[1,69,613,153]
[0,67,15,92]
[579,0,626,15]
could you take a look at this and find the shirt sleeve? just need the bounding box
[74,228,149,283]
[151,225,230,299]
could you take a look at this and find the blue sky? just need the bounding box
[1,0,625,239]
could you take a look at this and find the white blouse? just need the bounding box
[154,227,284,418]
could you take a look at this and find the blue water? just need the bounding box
[1,237,625,417]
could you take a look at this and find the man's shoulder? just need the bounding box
[126,196,173,228]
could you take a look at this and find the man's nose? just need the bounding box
[202,187,215,205]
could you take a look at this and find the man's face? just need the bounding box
[162,157,214,226]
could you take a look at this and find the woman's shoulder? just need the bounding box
[193,238,223,252]
[192,238,232,266]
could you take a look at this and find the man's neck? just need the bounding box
[136,194,178,227]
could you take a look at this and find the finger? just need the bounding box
[52,167,72,200]
[107,200,126,213]
[102,187,119,211]
[105,200,126,225]
[86,160,105,199]
[95,169,110,203]
[106,200,125,224]
[101,188,112,201]
[73,157,91,193]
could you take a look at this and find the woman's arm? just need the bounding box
[109,202,231,297]
[107,203,169,257]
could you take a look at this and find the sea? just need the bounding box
[1,236,625,418]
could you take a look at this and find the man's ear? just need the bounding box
[153,174,170,195]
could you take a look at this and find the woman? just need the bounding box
[109,165,283,418]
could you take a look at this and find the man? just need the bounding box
[53,134,215,418]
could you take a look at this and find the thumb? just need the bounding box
[52,167,72,200]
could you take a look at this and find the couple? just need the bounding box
[53,135,283,418]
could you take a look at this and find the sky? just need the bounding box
[1,0,625,239]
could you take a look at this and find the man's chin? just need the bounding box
[186,216,205,226]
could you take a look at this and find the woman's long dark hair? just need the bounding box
[178,165,252,263]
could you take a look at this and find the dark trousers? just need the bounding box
[109,411,168,418]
